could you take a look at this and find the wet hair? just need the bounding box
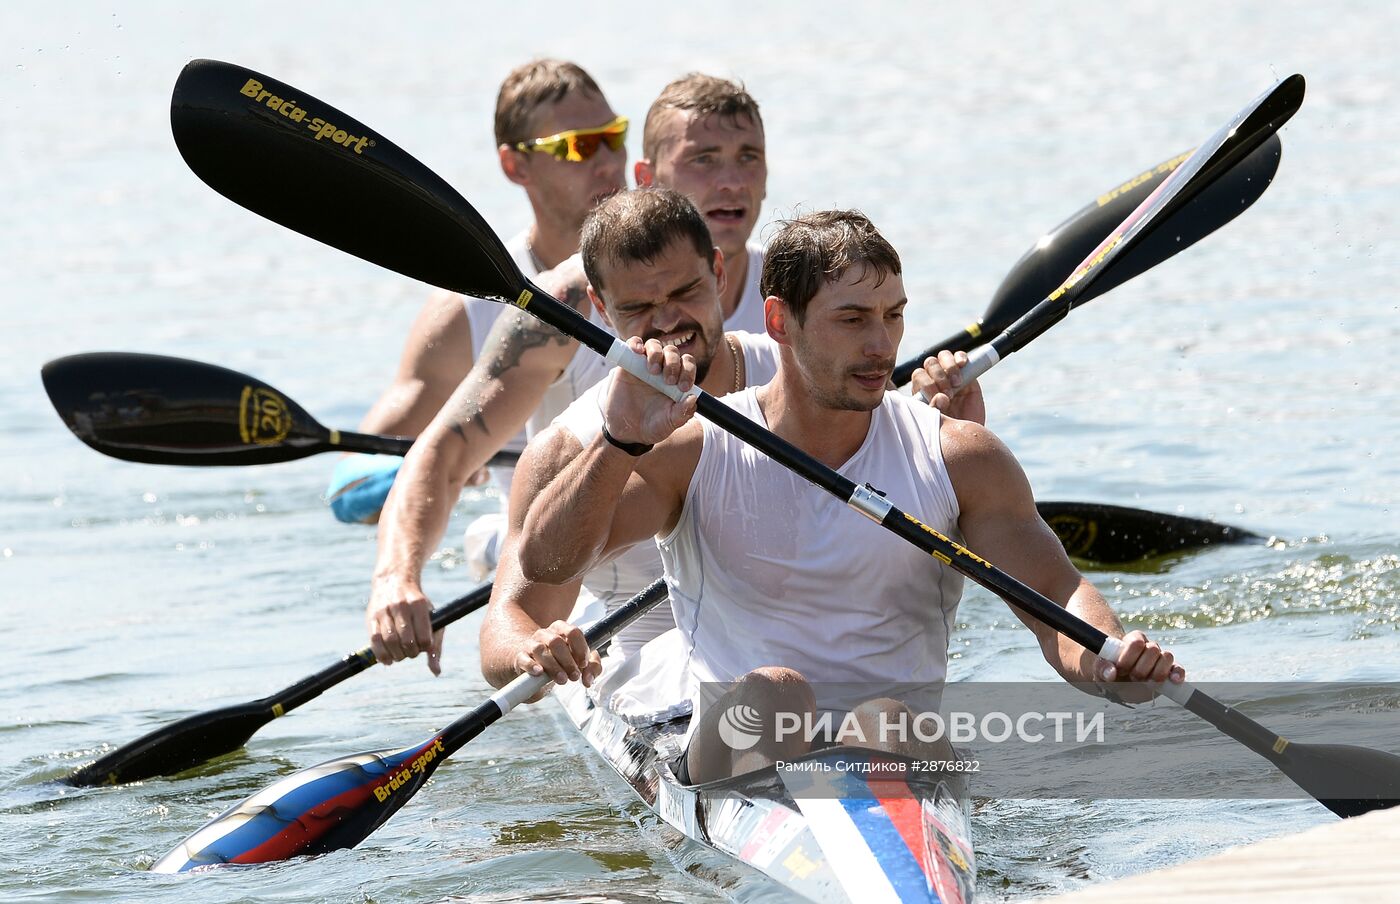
[642,72,763,161]
[581,188,714,292]
[494,59,605,147]
[760,210,902,324]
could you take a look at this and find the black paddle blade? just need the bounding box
[150,732,454,872]
[891,133,1281,383]
[1277,742,1400,818]
[64,701,273,787]
[1017,75,1304,349]
[170,59,525,303]
[41,352,330,466]
[987,134,1282,333]
[1036,501,1264,564]
[951,75,1303,380]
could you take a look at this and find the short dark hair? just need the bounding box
[760,210,902,324]
[642,72,763,161]
[495,59,604,147]
[581,188,715,292]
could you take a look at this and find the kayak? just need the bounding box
[554,679,977,902]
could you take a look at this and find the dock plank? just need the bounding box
[1035,805,1400,903]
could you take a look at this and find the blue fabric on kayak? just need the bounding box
[326,454,401,524]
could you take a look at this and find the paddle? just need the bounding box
[882,151,1274,559]
[64,581,492,788]
[150,579,668,871]
[40,351,1256,564]
[39,351,518,469]
[76,129,1246,561]
[953,75,1305,384]
[41,354,1252,562]
[890,133,1282,382]
[168,61,1400,827]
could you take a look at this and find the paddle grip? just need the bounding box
[605,339,703,403]
[962,294,1072,381]
[891,328,982,388]
[486,579,670,717]
[1096,636,1195,705]
[488,672,551,713]
[959,344,1001,385]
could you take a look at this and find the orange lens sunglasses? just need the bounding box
[513,115,628,162]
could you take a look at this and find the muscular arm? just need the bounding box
[366,269,590,671]
[944,418,1181,693]
[479,430,592,690]
[516,420,697,585]
[517,334,703,584]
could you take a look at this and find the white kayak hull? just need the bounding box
[555,680,976,902]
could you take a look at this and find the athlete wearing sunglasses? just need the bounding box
[330,59,625,531]
[364,73,775,676]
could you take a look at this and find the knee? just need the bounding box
[737,667,815,712]
[852,696,908,721]
[849,697,914,753]
[851,697,910,733]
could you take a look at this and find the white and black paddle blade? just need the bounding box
[150,735,446,873]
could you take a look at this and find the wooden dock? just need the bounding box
[1034,805,1400,902]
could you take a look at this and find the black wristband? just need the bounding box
[601,423,654,457]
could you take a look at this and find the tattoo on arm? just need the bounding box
[482,289,583,380]
[445,284,586,445]
[449,394,490,443]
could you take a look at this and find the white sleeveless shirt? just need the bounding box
[526,242,768,443]
[550,330,781,659]
[658,389,965,714]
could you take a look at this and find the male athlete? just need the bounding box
[365,74,775,673]
[517,210,1186,782]
[479,193,976,716]
[480,188,778,705]
[326,59,626,523]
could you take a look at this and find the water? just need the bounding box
[2,1,1397,900]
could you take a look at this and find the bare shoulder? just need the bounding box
[477,300,579,382]
[658,417,705,458]
[939,416,1034,513]
[358,289,471,434]
[939,415,1011,469]
[542,252,587,285]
